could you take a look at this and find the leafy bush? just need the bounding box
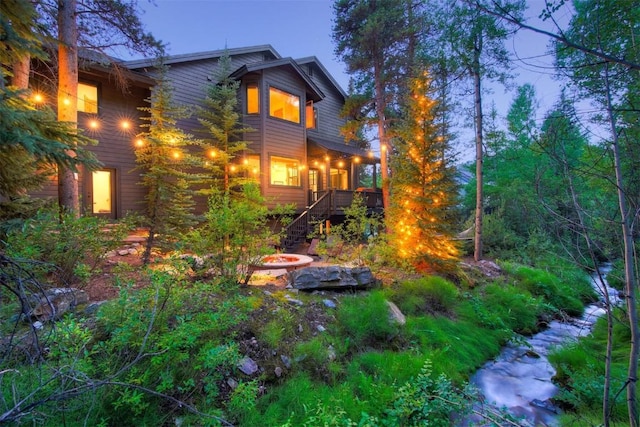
[3,208,132,285]
[384,276,459,316]
[183,183,293,284]
[384,360,473,426]
[336,291,399,351]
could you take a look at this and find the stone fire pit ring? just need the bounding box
[251,254,314,271]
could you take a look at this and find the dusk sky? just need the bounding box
[128,0,572,158]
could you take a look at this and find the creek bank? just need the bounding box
[467,265,617,426]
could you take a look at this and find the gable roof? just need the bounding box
[122,44,280,69]
[229,58,325,102]
[295,56,347,100]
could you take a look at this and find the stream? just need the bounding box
[465,265,618,426]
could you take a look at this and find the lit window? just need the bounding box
[270,156,300,186]
[269,87,300,123]
[330,168,348,190]
[305,101,317,129]
[78,83,98,113]
[247,84,259,114]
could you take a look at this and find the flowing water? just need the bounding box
[465,265,618,426]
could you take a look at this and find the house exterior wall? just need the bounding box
[302,63,346,141]
[28,67,151,218]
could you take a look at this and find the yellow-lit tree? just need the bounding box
[388,70,459,272]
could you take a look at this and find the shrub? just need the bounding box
[3,208,132,285]
[384,276,459,316]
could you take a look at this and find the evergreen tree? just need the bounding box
[0,0,97,226]
[196,50,254,194]
[332,0,426,211]
[431,0,524,261]
[389,70,459,272]
[135,66,200,264]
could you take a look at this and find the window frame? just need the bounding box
[246,83,260,115]
[78,82,99,114]
[269,155,301,187]
[268,86,301,124]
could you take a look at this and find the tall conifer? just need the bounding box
[135,66,200,263]
[389,70,459,271]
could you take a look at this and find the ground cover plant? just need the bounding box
[0,211,605,426]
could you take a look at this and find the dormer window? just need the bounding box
[269,87,300,124]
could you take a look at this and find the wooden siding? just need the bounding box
[304,64,346,141]
[28,68,150,218]
[261,67,308,211]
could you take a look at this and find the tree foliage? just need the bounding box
[196,50,254,194]
[389,70,459,271]
[135,66,201,263]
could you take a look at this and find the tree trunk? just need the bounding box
[472,43,484,262]
[57,0,80,216]
[604,65,639,427]
[374,62,390,212]
[12,56,30,90]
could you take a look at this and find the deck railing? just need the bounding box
[281,188,383,250]
[281,191,331,250]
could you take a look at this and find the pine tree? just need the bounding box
[389,70,459,272]
[196,50,254,194]
[135,66,201,263]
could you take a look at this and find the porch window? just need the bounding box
[247,83,259,114]
[270,156,300,186]
[78,83,98,114]
[269,87,300,123]
[330,168,348,190]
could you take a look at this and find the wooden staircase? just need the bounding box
[281,191,332,251]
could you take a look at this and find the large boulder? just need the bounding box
[287,266,376,291]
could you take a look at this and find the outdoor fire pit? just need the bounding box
[251,253,314,272]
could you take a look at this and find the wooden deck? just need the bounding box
[281,189,383,250]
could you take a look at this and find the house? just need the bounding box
[29,45,381,236]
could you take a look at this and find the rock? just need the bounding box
[117,249,130,256]
[127,248,138,255]
[84,301,107,316]
[29,288,89,321]
[238,357,259,375]
[287,266,376,290]
[316,324,326,332]
[280,355,292,369]
[32,321,44,330]
[327,345,336,361]
[227,378,238,390]
[274,366,283,377]
[323,299,337,308]
[284,294,304,306]
[386,300,406,325]
[530,398,559,414]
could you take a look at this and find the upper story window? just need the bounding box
[78,82,98,113]
[305,101,317,129]
[247,83,259,114]
[269,87,300,123]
